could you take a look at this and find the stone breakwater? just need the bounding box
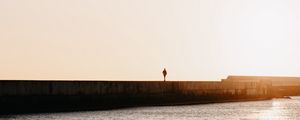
[1,76,300,113]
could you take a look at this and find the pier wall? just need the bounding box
[0,80,269,97]
[0,79,278,113]
[223,76,300,97]
[178,81,270,96]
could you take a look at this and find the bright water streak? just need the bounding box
[1,98,300,120]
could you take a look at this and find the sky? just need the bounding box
[1,0,300,80]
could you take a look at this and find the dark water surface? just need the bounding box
[1,98,300,120]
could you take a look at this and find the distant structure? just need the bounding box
[162,68,167,82]
[223,75,300,86]
[222,75,300,97]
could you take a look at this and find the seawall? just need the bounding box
[0,80,272,113]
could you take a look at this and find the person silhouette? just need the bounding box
[162,68,167,82]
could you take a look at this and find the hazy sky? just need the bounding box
[1,0,300,80]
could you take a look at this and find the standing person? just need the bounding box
[162,68,167,82]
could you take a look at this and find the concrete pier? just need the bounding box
[1,76,299,113]
[0,80,271,97]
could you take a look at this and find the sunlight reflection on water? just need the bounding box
[248,98,300,120]
[1,98,300,120]
[258,101,283,120]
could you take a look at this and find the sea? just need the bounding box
[1,97,300,120]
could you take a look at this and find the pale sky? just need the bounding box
[1,0,300,80]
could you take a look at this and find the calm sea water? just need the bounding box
[1,98,300,120]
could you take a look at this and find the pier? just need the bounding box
[1,76,300,113]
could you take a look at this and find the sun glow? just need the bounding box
[1,0,300,80]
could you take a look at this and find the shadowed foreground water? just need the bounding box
[1,98,300,120]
